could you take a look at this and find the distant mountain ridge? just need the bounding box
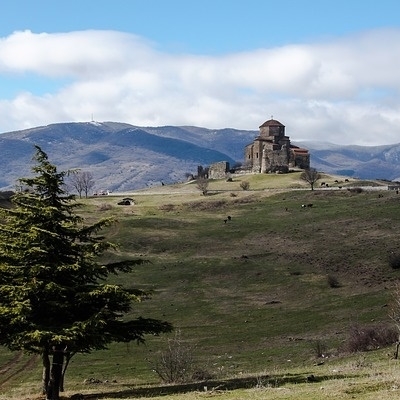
[296,141,400,181]
[0,121,399,192]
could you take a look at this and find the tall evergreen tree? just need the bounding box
[0,146,172,400]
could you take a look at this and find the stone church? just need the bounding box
[244,118,310,173]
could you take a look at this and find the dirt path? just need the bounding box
[0,351,39,388]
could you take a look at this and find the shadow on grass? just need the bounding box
[83,372,364,399]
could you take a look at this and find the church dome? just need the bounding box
[259,118,285,128]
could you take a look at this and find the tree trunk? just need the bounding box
[42,349,50,395]
[46,345,65,400]
[395,341,400,359]
[60,351,73,392]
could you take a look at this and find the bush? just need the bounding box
[347,187,363,193]
[388,252,400,269]
[191,367,213,381]
[159,204,176,212]
[312,340,328,358]
[97,203,112,211]
[184,200,227,211]
[152,331,195,384]
[327,274,340,288]
[345,324,398,352]
[240,181,250,191]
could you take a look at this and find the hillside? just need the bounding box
[0,122,243,192]
[1,173,400,399]
[0,121,400,192]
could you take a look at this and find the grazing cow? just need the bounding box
[307,203,313,208]
[345,179,349,182]
[320,182,326,186]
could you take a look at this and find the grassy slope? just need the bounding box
[1,172,400,399]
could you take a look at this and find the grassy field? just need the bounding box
[1,172,400,399]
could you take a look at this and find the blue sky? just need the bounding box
[1,0,400,145]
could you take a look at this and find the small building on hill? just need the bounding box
[244,118,310,173]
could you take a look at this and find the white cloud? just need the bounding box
[0,28,400,145]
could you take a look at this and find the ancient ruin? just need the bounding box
[208,161,230,179]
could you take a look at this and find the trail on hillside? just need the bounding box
[0,351,39,389]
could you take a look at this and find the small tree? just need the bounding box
[0,146,172,399]
[196,177,209,196]
[69,170,95,198]
[153,330,194,383]
[300,168,321,191]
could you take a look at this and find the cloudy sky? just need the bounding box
[1,0,400,146]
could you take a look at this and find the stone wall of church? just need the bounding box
[261,148,290,173]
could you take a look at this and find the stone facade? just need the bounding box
[244,118,310,173]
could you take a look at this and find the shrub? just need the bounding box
[347,187,363,193]
[240,181,250,191]
[184,200,227,211]
[327,274,340,288]
[152,331,195,383]
[159,204,176,212]
[345,324,398,353]
[97,203,112,211]
[191,367,213,381]
[388,252,400,269]
[313,340,327,358]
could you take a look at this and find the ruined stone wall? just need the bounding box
[208,161,230,179]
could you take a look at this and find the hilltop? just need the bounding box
[0,121,400,192]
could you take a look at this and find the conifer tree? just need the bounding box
[0,146,172,400]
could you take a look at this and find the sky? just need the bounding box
[1,0,400,146]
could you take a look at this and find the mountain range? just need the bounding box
[0,121,399,192]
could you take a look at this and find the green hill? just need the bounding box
[1,172,400,399]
